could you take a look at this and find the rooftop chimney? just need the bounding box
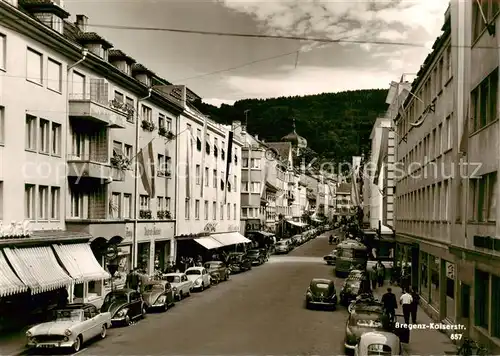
[76,15,88,32]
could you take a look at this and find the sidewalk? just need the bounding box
[0,327,28,356]
[372,285,456,355]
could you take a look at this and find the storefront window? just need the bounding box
[113,247,131,288]
[155,241,171,273]
[420,252,429,301]
[491,275,500,337]
[138,242,151,275]
[474,269,489,329]
[430,255,440,310]
[444,261,455,321]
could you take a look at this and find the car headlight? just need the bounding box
[64,336,69,342]
[155,296,166,304]
[173,287,178,291]
[26,331,32,337]
[64,329,72,336]
[194,278,202,285]
[117,308,129,317]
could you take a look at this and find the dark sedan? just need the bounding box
[323,249,337,265]
[101,289,146,326]
[246,249,266,265]
[305,278,337,310]
[344,304,386,352]
[204,261,230,283]
[226,252,252,273]
[339,278,363,306]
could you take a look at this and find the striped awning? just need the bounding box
[0,250,27,297]
[3,246,72,295]
[194,237,224,250]
[52,243,110,284]
[212,232,251,247]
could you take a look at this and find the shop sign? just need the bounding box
[204,222,218,233]
[144,226,162,236]
[446,262,455,279]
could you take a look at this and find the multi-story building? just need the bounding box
[335,183,352,216]
[174,109,245,258]
[394,5,458,327]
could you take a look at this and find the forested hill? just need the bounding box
[193,89,388,165]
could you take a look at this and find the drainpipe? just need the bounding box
[132,88,152,269]
[64,48,87,304]
[172,112,180,263]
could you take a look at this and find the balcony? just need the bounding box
[69,93,129,129]
[67,154,112,181]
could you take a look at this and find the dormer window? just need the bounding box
[108,49,135,75]
[132,63,154,86]
[20,0,70,34]
[76,32,113,60]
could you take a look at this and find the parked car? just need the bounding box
[339,278,364,306]
[305,278,337,310]
[142,280,175,312]
[246,249,266,265]
[226,252,252,273]
[163,272,192,300]
[344,304,385,352]
[204,261,230,283]
[355,331,401,356]
[290,234,302,246]
[275,239,292,254]
[185,266,211,291]
[323,249,337,265]
[26,303,110,353]
[101,289,146,326]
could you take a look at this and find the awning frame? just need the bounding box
[193,237,225,250]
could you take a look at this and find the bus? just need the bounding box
[335,239,368,277]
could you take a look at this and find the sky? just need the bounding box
[64,0,450,107]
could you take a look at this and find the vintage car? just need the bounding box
[290,234,302,246]
[340,270,369,305]
[26,303,111,353]
[204,261,230,283]
[101,289,146,326]
[344,304,386,352]
[142,281,175,311]
[246,249,266,266]
[323,249,338,265]
[163,272,192,300]
[226,252,252,273]
[354,331,402,356]
[185,266,211,291]
[275,239,292,254]
[305,278,337,310]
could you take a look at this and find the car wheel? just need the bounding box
[200,283,204,291]
[100,324,107,339]
[305,301,310,309]
[72,335,82,352]
[225,273,229,281]
[141,305,147,318]
[179,291,183,300]
[187,289,191,297]
[163,302,168,312]
[125,314,132,326]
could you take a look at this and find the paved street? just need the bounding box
[71,232,346,355]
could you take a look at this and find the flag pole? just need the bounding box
[133,89,152,270]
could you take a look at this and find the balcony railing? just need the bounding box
[67,153,114,180]
[68,92,129,128]
[67,153,108,163]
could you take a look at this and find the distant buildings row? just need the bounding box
[0,0,336,310]
[364,1,500,351]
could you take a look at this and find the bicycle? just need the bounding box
[456,338,489,356]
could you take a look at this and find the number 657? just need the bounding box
[451,334,463,340]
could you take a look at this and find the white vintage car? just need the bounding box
[163,272,193,300]
[185,266,211,291]
[26,303,111,353]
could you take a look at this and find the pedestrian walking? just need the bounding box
[369,265,378,290]
[400,289,413,324]
[410,286,420,323]
[381,287,397,323]
[377,261,386,287]
[57,287,69,308]
[126,268,140,291]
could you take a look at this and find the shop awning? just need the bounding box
[194,237,225,250]
[0,250,27,297]
[212,232,251,246]
[52,243,110,284]
[287,220,308,227]
[3,246,72,295]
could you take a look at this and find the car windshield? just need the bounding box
[247,250,259,255]
[165,275,181,283]
[367,344,392,355]
[186,269,201,275]
[313,283,330,289]
[144,284,164,292]
[277,241,287,246]
[104,293,128,305]
[204,263,220,269]
[350,313,383,328]
[54,309,83,322]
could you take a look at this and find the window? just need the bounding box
[25,184,35,219]
[250,158,260,169]
[473,0,499,42]
[204,200,209,220]
[47,58,62,92]
[220,202,224,220]
[472,172,497,221]
[234,204,236,220]
[70,190,83,218]
[204,167,209,187]
[474,269,489,328]
[157,197,164,211]
[445,46,452,81]
[242,207,247,218]
[123,194,132,218]
[0,106,4,145]
[242,182,249,192]
[471,68,498,131]
[166,118,172,132]
[141,105,152,122]
[38,185,48,220]
[158,113,165,129]
[157,154,165,176]
[139,195,150,210]
[233,175,237,192]
[0,34,5,70]
[185,198,190,219]
[26,48,42,84]
[25,114,36,150]
[38,119,49,153]
[124,144,133,161]
[196,165,201,185]
[195,199,200,219]
[445,114,452,151]
[242,158,248,167]
[213,169,217,188]
[111,193,120,218]
[227,203,230,219]
[251,182,261,193]
[166,197,171,212]
[114,90,124,103]
[71,71,85,99]
[212,202,216,219]
[50,122,61,156]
